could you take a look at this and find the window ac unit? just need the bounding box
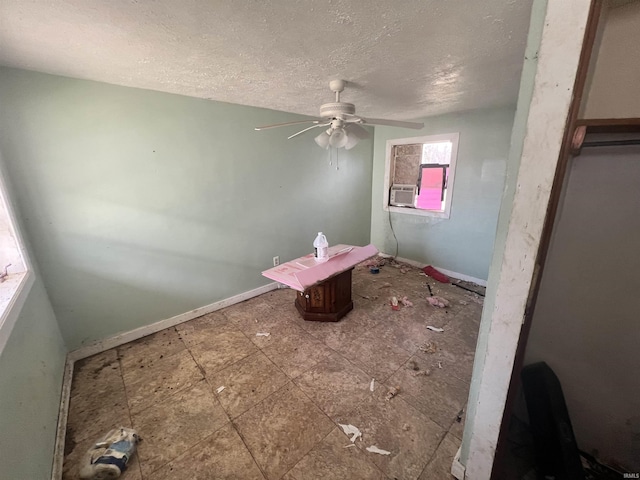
[390,184,417,207]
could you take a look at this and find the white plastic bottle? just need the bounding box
[313,232,329,262]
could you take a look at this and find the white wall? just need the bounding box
[525,146,640,471]
[582,1,640,118]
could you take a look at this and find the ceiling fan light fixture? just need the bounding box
[328,128,348,148]
[314,130,331,149]
[344,135,360,150]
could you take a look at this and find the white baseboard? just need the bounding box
[382,254,487,287]
[451,446,466,479]
[68,282,279,362]
[51,357,74,480]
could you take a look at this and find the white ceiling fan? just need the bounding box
[255,80,424,150]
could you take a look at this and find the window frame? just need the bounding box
[0,163,34,355]
[383,133,459,219]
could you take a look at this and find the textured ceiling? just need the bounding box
[0,0,533,120]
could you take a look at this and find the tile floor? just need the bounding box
[63,261,484,480]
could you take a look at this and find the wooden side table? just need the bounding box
[294,268,353,322]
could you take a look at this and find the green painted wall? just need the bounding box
[0,67,374,349]
[0,278,67,479]
[370,107,515,280]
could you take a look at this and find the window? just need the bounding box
[0,162,33,354]
[383,133,459,218]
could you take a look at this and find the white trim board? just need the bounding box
[50,357,73,480]
[382,254,488,287]
[68,282,279,362]
[52,281,280,479]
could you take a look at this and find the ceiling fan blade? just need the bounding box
[358,117,424,129]
[287,123,330,139]
[255,119,321,131]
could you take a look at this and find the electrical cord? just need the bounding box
[388,203,399,259]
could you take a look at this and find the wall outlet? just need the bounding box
[273,256,280,266]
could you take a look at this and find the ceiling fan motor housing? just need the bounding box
[320,102,356,120]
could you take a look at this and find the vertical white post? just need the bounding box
[459,1,592,478]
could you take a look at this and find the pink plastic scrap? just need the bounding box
[427,296,450,308]
[423,265,450,283]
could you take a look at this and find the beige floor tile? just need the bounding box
[175,311,237,347]
[207,351,289,418]
[223,299,276,330]
[301,308,381,352]
[189,329,258,375]
[71,349,121,399]
[118,328,186,373]
[248,321,311,351]
[385,354,469,429]
[345,388,447,480]
[286,427,386,480]
[262,288,297,307]
[417,432,460,480]
[123,349,203,414]
[132,381,229,477]
[371,310,445,354]
[415,336,476,384]
[66,389,131,445]
[262,337,333,379]
[340,328,412,382]
[234,383,334,480]
[294,353,374,420]
[152,423,265,480]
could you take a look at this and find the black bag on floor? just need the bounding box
[521,361,585,480]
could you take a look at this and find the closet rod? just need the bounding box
[582,139,640,148]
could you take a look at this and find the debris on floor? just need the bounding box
[459,300,469,306]
[216,386,225,393]
[338,423,363,443]
[427,296,450,308]
[456,409,464,423]
[366,445,392,455]
[365,257,386,268]
[419,342,437,354]
[378,282,392,289]
[79,427,140,480]
[400,296,413,307]
[465,293,484,305]
[390,296,399,310]
[343,444,356,448]
[370,267,380,274]
[437,361,443,369]
[407,360,419,371]
[412,368,432,377]
[386,386,400,401]
[426,325,445,332]
[422,265,450,283]
[402,423,410,431]
[400,267,410,274]
[256,332,270,337]
[452,281,486,297]
[370,378,375,392]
